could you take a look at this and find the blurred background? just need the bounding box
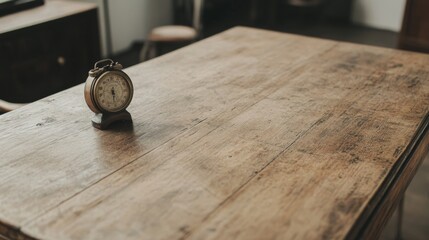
[3,0,427,109]
[86,0,412,65]
[1,0,428,108]
[0,1,428,239]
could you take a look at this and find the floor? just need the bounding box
[381,154,429,240]
[114,8,428,240]
[115,21,398,69]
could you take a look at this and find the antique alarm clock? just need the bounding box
[84,59,134,129]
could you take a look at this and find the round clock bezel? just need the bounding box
[86,70,134,114]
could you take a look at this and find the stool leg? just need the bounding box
[140,40,152,62]
[150,42,158,59]
[396,196,405,240]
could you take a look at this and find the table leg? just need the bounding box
[396,196,405,240]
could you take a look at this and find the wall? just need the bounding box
[74,0,172,56]
[108,0,172,54]
[351,0,406,32]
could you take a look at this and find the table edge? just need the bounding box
[347,112,429,239]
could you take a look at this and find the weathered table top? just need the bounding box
[1,27,429,240]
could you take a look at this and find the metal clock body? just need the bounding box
[84,59,134,129]
[85,59,134,114]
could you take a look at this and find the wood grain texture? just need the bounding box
[0,27,428,240]
[355,114,429,239]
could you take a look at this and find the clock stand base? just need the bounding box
[91,110,132,130]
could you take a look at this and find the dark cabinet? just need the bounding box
[0,1,100,103]
[399,0,429,53]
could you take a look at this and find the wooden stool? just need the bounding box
[0,99,26,113]
[140,0,203,61]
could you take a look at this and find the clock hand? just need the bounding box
[111,87,116,101]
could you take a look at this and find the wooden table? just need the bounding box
[1,27,428,240]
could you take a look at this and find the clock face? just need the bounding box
[93,72,133,113]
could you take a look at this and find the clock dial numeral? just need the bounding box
[95,73,132,112]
